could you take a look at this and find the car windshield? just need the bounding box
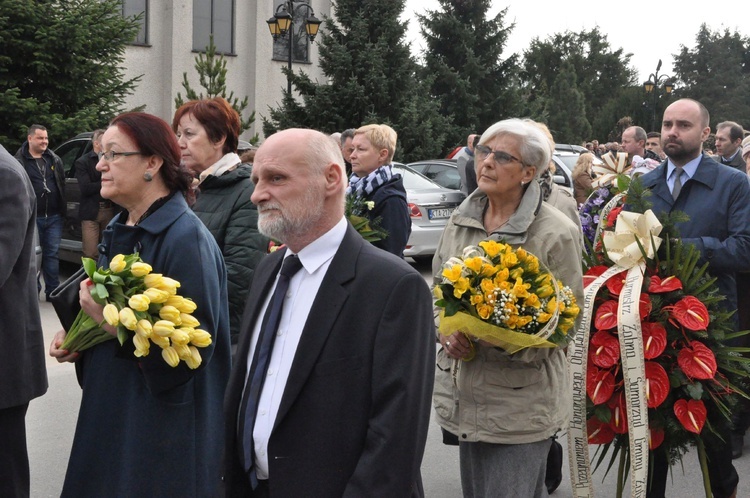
[393,165,442,190]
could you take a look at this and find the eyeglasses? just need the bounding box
[97,150,142,162]
[475,144,524,166]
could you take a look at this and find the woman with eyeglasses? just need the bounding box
[173,97,268,347]
[49,112,230,497]
[431,119,583,497]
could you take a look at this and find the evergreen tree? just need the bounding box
[263,0,448,162]
[544,62,591,144]
[521,28,636,140]
[0,0,140,150]
[672,24,750,127]
[417,0,521,148]
[175,36,259,142]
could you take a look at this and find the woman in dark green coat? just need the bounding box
[174,97,269,345]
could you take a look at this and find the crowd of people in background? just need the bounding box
[3,96,750,497]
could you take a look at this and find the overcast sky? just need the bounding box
[403,0,750,83]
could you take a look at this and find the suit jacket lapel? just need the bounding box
[273,225,362,430]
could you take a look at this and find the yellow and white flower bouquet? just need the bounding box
[435,240,579,355]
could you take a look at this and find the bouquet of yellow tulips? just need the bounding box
[61,253,212,369]
[435,239,579,355]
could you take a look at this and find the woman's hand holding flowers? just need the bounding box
[441,331,473,360]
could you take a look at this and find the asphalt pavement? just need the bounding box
[26,260,750,497]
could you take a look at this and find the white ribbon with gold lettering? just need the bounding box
[568,210,662,498]
[592,152,631,189]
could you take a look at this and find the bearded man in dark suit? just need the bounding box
[223,128,435,497]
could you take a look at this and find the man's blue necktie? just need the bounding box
[240,254,303,487]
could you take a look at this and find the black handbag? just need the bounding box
[48,266,87,331]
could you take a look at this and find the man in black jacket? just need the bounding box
[14,124,65,300]
[75,129,116,259]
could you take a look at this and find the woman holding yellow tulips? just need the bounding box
[431,119,584,497]
[49,112,230,497]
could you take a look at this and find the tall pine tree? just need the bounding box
[0,0,140,150]
[418,0,521,148]
[544,62,591,144]
[263,0,448,162]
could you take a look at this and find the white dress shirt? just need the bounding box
[244,216,348,479]
[666,154,701,195]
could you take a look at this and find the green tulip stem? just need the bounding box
[616,447,626,498]
[696,437,712,498]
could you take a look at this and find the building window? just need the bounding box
[123,0,148,45]
[193,0,235,54]
[272,0,311,63]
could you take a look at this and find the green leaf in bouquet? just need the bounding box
[594,403,612,423]
[443,299,462,317]
[91,283,109,304]
[686,381,704,400]
[82,257,98,278]
[92,270,107,284]
[109,275,125,286]
[117,324,129,346]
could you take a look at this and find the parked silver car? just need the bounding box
[407,159,461,191]
[392,163,465,263]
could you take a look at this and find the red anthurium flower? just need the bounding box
[669,296,710,331]
[606,206,623,228]
[649,425,665,450]
[586,366,615,405]
[584,265,609,289]
[674,399,707,434]
[595,300,619,331]
[588,417,615,445]
[608,392,628,434]
[645,361,670,408]
[641,322,667,359]
[589,331,620,368]
[605,270,627,297]
[639,293,652,320]
[678,341,718,380]
[648,275,683,293]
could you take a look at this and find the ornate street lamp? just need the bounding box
[267,1,322,95]
[642,59,674,132]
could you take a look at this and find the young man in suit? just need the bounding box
[640,98,750,498]
[223,128,435,497]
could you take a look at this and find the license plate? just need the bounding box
[428,208,454,220]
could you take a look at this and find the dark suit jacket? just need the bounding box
[223,224,435,497]
[75,150,106,220]
[0,145,48,410]
[720,151,747,172]
[640,154,750,315]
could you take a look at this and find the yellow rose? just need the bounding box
[515,247,528,262]
[109,254,126,273]
[512,277,531,298]
[189,329,213,348]
[477,304,494,320]
[493,267,510,286]
[501,251,518,268]
[159,305,182,324]
[185,346,202,370]
[133,333,150,356]
[480,263,498,278]
[135,319,152,338]
[152,320,176,337]
[453,277,470,298]
[479,240,503,258]
[103,303,120,326]
[128,294,151,312]
[170,328,190,346]
[179,313,200,328]
[525,293,541,308]
[161,347,180,367]
[130,262,153,277]
[464,257,483,273]
[442,264,463,283]
[546,297,558,314]
[509,267,524,280]
[480,278,496,295]
[538,285,555,299]
[119,307,138,331]
[470,294,484,306]
[537,312,552,323]
[525,255,540,273]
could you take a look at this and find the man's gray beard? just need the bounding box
[258,190,324,243]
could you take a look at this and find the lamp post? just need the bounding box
[642,59,674,132]
[267,1,322,96]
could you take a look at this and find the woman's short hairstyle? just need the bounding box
[110,112,192,195]
[172,97,240,155]
[479,119,552,179]
[354,124,397,163]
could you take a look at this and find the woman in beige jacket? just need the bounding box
[432,119,583,498]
